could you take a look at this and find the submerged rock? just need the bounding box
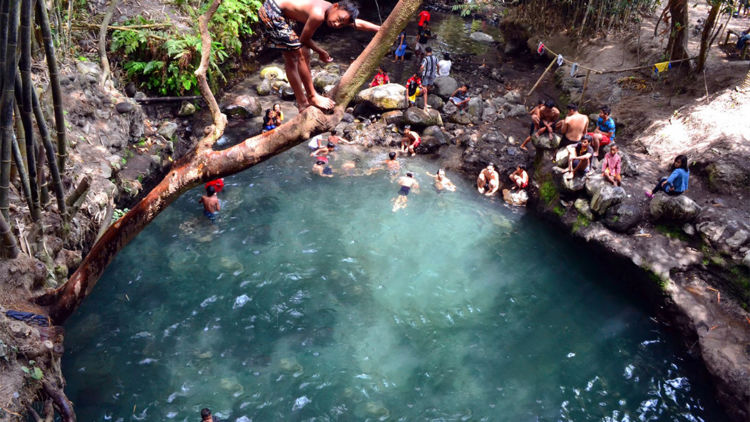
[649,193,702,222]
[355,83,407,110]
[470,31,495,43]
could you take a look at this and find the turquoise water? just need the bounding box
[63,145,725,421]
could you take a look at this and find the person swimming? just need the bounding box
[392,171,419,212]
[426,168,456,192]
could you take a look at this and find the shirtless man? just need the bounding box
[310,142,336,160]
[425,168,456,192]
[477,163,499,196]
[509,165,529,190]
[558,102,589,146]
[401,125,421,156]
[199,185,220,221]
[366,151,400,177]
[259,0,380,111]
[392,172,419,212]
[520,100,559,150]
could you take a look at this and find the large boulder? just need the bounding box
[586,174,626,215]
[403,107,443,128]
[532,133,562,150]
[491,96,508,110]
[695,208,750,255]
[649,193,702,222]
[355,83,407,110]
[446,110,472,125]
[705,162,750,194]
[506,104,527,118]
[381,110,403,125]
[470,31,495,43]
[419,125,449,153]
[416,94,444,110]
[313,71,340,92]
[260,66,286,81]
[560,173,586,193]
[603,200,644,233]
[433,76,458,99]
[503,90,522,104]
[467,97,484,122]
[221,95,263,119]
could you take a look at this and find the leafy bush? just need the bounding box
[111,0,260,96]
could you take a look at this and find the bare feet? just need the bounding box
[297,102,310,112]
[310,94,335,111]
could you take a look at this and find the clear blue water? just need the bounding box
[63,145,725,421]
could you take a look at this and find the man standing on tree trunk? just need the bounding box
[259,0,380,111]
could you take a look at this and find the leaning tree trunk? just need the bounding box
[40,0,422,324]
[666,0,689,61]
[696,0,721,72]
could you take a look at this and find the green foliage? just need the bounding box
[572,214,590,233]
[21,361,43,381]
[655,224,690,241]
[539,180,558,206]
[111,0,260,96]
[112,208,130,222]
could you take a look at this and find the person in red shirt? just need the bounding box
[418,9,430,27]
[370,66,390,87]
[205,178,224,193]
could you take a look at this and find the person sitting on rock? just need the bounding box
[393,30,407,62]
[392,172,420,212]
[405,73,427,108]
[370,66,390,87]
[588,105,615,156]
[477,163,500,196]
[509,165,529,190]
[646,154,689,198]
[564,134,593,177]
[262,108,278,132]
[400,125,421,157]
[602,144,622,186]
[558,102,589,146]
[273,103,284,123]
[520,99,559,151]
[425,168,456,191]
[449,84,470,114]
[415,22,432,63]
[258,0,380,111]
[438,52,452,77]
[420,47,439,96]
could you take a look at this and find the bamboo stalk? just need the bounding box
[579,69,591,105]
[526,57,557,97]
[20,0,41,220]
[0,209,19,258]
[11,132,34,215]
[0,0,8,95]
[15,77,40,219]
[0,0,19,220]
[36,0,68,172]
[30,79,66,215]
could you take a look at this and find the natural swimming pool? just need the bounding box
[63,145,726,421]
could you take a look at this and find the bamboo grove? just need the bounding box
[514,0,661,35]
[0,0,68,259]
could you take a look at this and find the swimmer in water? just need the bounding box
[477,162,499,196]
[366,151,400,178]
[310,141,337,161]
[425,168,456,192]
[199,184,220,221]
[312,156,334,177]
[392,171,419,212]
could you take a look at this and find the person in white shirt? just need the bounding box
[437,52,452,77]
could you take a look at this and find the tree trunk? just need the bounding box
[20,0,42,219]
[40,0,422,324]
[696,0,721,72]
[0,0,19,221]
[666,0,689,61]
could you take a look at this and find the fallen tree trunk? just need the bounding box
[40,0,421,324]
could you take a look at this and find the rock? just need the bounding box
[649,193,702,222]
[76,61,101,84]
[503,91,522,104]
[260,66,286,81]
[222,95,263,119]
[256,79,272,96]
[696,208,750,254]
[420,125,449,153]
[491,96,508,110]
[482,105,497,122]
[490,68,504,83]
[428,94,444,110]
[341,113,355,123]
[324,63,341,74]
[603,200,643,233]
[481,131,505,143]
[682,223,696,236]
[158,121,179,139]
[574,198,594,220]
[381,110,403,125]
[506,104,527,118]
[177,101,197,117]
[447,110,472,125]
[355,83,406,110]
[503,188,528,206]
[744,250,750,270]
[560,173,586,193]
[443,101,458,115]
[422,125,448,144]
[467,97,484,121]
[125,82,137,97]
[620,151,639,177]
[403,107,443,128]
[706,162,750,194]
[115,101,135,114]
[470,31,495,42]
[134,91,147,100]
[313,71,339,92]
[281,85,296,100]
[433,76,458,98]
[586,174,626,215]
[532,133,562,151]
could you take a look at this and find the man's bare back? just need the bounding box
[200,195,220,213]
[561,112,588,143]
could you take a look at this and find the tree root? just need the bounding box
[42,381,75,422]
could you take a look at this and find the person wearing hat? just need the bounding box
[477,163,499,196]
[400,125,421,157]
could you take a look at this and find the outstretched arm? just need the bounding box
[353,18,380,32]
[299,12,330,61]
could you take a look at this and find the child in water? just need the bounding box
[199,185,221,221]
